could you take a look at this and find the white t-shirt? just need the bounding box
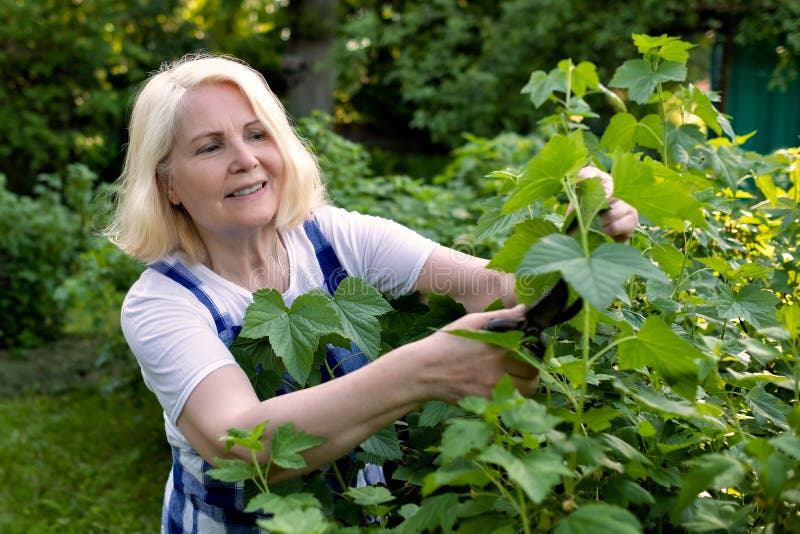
[121,205,438,450]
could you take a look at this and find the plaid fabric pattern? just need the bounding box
[149,218,384,533]
[149,260,242,347]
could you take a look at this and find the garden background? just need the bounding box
[1,1,799,532]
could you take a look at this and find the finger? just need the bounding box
[503,357,538,380]
[601,210,639,241]
[508,373,539,397]
[446,304,526,331]
[578,166,614,197]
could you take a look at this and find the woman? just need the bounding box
[107,54,637,533]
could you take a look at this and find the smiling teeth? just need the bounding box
[231,182,265,197]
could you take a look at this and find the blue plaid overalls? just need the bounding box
[150,218,385,533]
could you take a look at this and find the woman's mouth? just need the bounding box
[228,182,266,198]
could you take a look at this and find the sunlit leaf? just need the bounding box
[519,234,667,310]
[270,422,326,470]
[330,277,392,360]
[618,317,703,399]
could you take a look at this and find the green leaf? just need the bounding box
[397,493,459,534]
[609,58,686,104]
[474,196,528,241]
[478,446,572,504]
[611,153,706,227]
[583,406,623,432]
[245,492,322,514]
[618,316,704,399]
[345,485,396,506]
[684,86,734,139]
[599,113,638,152]
[658,39,694,63]
[746,385,790,430]
[553,503,643,534]
[488,218,559,272]
[634,114,664,150]
[205,458,258,483]
[438,419,494,464]
[778,302,800,343]
[716,284,779,329]
[242,290,342,385]
[519,234,666,310]
[770,434,800,462]
[500,396,562,435]
[521,70,556,108]
[605,478,656,507]
[360,426,402,462]
[257,508,332,534]
[562,59,600,97]
[418,400,464,427]
[650,243,686,279]
[270,422,326,470]
[219,423,266,451]
[422,462,491,496]
[330,277,392,360]
[446,328,524,352]
[678,499,751,533]
[614,380,700,419]
[674,453,745,514]
[503,132,587,213]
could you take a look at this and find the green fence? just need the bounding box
[714,44,800,154]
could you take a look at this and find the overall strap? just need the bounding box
[303,217,347,295]
[150,260,241,347]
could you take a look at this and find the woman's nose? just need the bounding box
[228,139,259,173]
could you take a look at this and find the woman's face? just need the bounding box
[166,82,285,239]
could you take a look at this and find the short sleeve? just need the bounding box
[121,271,238,425]
[312,206,439,298]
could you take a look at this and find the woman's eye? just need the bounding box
[197,143,220,154]
[248,130,267,141]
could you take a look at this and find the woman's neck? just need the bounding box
[199,226,289,293]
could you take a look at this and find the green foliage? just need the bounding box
[0,0,285,194]
[334,0,706,147]
[0,165,96,349]
[299,112,521,253]
[219,34,800,532]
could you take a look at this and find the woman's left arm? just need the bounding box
[414,246,516,314]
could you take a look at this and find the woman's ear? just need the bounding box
[166,182,181,206]
[157,162,180,206]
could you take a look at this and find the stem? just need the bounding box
[254,450,270,493]
[588,335,638,366]
[330,459,349,494]
[576,299,591,436]
[482,465,530,534]
[671,226,695,299]
[656,81,669,168]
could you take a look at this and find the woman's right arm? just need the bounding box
[176,304,534,482]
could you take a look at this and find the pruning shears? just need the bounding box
[486,278,582,357]
[485,177,611,356]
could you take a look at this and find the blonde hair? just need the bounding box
[105,53,327,264]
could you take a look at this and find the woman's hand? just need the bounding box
[578,166,639,242]
[410,305,538,404]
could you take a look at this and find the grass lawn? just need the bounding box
[0,387,170,533]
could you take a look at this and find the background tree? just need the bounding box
[333,0,799,151]
[0,0,285,195]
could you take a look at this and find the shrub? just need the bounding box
[0,164,96,349]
